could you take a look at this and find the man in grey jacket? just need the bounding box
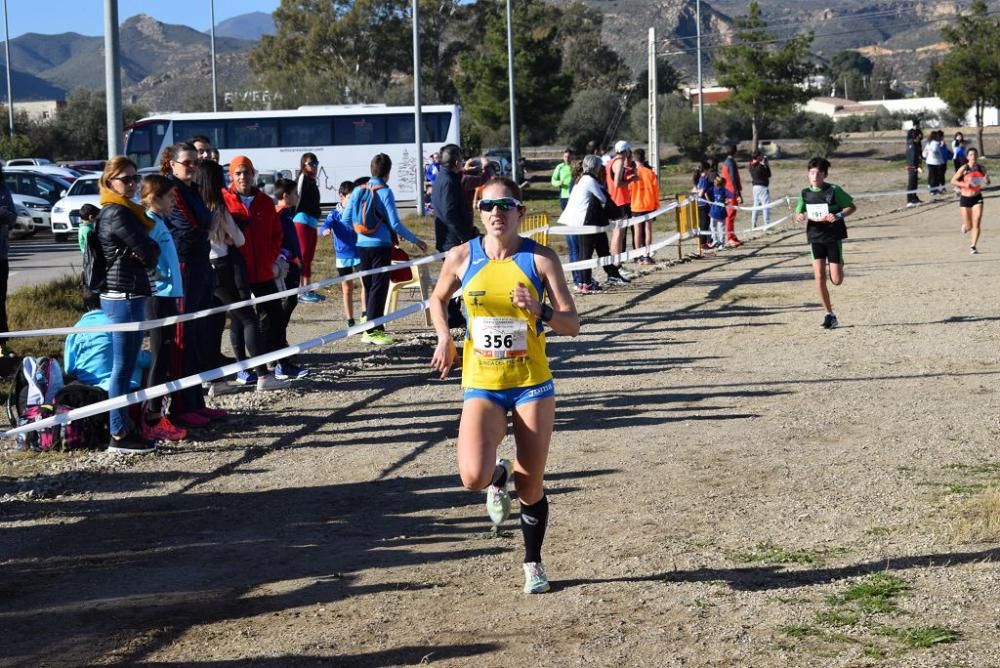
[431,144,480,327]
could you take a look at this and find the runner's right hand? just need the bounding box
[431,337,457,380]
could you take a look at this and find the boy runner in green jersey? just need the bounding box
[794,157,857,329]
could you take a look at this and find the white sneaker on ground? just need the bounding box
[486,458,513,527]
[523,561,551,594]
[256,374,287,392]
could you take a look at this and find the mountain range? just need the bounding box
[0,2,986,112]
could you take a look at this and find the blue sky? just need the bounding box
[4,1,280,39]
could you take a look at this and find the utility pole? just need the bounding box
[2,0,13,137]
[104,0,123,157]
[696,0,704,135]
[648,28,658,178]
[412,0,424,215]
[506,0,520,183]
[210,0,218,112]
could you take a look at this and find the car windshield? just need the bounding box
[68,179,99,197]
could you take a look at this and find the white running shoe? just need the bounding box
[486,458,513,527]
[523,561,551,594]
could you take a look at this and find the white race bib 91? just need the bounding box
[473,317,528,359]
[806,203,830,221]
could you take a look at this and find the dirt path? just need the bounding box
[3,188,1000,667]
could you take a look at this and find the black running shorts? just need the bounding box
[810,240,844,264]
[959,193,983,208]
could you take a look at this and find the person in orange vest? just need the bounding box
[720,145,744,247]
[628,148,660,265]
[606,140,638,268]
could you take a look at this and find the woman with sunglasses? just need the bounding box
[430,177,580,594]
[295,152,323,303]
[96,157,161,453]
[160,142,222,428]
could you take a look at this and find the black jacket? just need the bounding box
[97,203,160,295]
[749,160,770,186]
[165,176,211,263]
[431,168,478,252]
[295,174,322,219]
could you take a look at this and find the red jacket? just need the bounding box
[222,186,283,284]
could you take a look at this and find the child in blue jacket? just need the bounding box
[321,180,366,327]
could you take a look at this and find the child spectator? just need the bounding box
[77,203,100,254]
[694,162,712,252]
[321,180,366,327]
[294,152,323,303]
[748,150,771,228]
[140,175,188,441]
[272,178,308,380]
[708,176,731,249]
[794,157,857,329]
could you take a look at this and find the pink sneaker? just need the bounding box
[142,417,188,442]
[197,407,227,421]
[174,411,210,428]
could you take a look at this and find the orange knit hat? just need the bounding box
[229,155,255,178]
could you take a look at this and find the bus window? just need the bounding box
[429,112,451,142]
[174,120,226,148]
[386,114,415,143]
[281,118,333,146]
[333,115,386,145]
[229,119,279,149]
[125,120,168,169]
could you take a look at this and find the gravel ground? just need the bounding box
[3,164,1000,667]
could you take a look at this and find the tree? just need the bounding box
[250,0,413,106]
[933,0,1000,156]
[558,89,622,153]
[455,0,571,145]
[52,89,147,160]
[712,0,814,150]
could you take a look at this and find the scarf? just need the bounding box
[99,187,154,231]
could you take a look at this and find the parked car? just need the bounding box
[4,158,52,166]
[3,171,69,233]
[483,147,526,178]
[12,193,51,232]
[59,159,105,173]
[6,164,81,183]
[11,203,37,238]
[51,174,101,242]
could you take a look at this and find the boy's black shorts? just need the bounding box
[336,264,358,277]
[810,240,843,264]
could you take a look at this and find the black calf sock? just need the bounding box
[490,462,508,488]
[520,495,548,563]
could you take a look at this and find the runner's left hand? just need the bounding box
[513,282,540,317]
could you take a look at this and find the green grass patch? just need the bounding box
[825,573,908,614]
[815,609,860,626]
[5,274,83,361]
[865,526,892,537]
[944,461,1000,475]
[779,624,821,638]
[876,625,960,649]
[733,541,850,566]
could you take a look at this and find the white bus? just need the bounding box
[124,104,461,203]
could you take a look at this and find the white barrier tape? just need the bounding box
[546,202,681,235]
[693,195,792,212]
[0,249,449,339]
[2,300,429,438]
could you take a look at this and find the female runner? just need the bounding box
[950,147,989,254]
[430,177,580,594]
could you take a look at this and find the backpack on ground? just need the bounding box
[22,356,64,408]
[352,183,388,235]
[5,357,29,427]
[53,382,111,449]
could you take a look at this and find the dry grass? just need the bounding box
[952,487,1000,543]
[6,274,83,361]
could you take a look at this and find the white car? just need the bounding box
[51,174,100,242]
[11,203,36,238]
[5,164,82,182]
[11,193,50,232]
[5,158,52,166]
